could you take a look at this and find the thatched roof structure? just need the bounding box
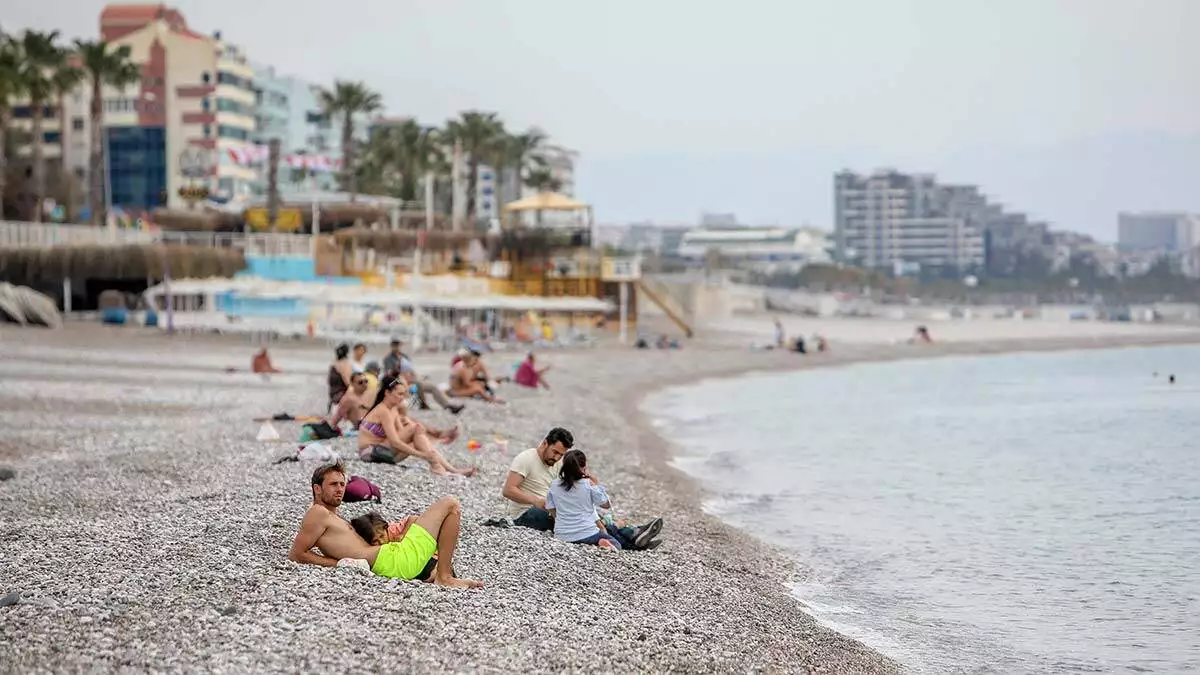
[0,244,246,284]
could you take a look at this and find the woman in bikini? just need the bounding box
[357,376,476,476]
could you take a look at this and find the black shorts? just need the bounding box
[365,445,398,464]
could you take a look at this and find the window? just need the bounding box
[203,125,211,138]
[74,167,86,180]
[202,98,210,111]
[104,126,166,210]
[202,72,211,84]
[217,71,252,89]
[11,105,54,119]
[72,117,85,131]
[43,131,61,144]
[216,98,251,115]
[218,125,249,141]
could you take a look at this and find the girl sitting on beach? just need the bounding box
[545,450,622,550]
[357,376,475,477]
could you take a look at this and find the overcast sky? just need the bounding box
[7,0,1199,237]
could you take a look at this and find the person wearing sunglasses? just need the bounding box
[357,376,476,477]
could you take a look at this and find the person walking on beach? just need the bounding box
[546,450,623,549]
[288,462,482,588]
[502,428,662,550]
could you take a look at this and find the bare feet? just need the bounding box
[598,539,617,551]
[457,466,478,478]
[435,575,483,589]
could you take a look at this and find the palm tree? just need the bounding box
[16,30,70,223]
[496,128,546,208]
[0,32,26,219]
[523,166,563,226]
[317,80,382,202]
[75,39,140,227]
[358,119,442,203]
[525,166,562,193]
[443,110,505,223]
[50,62,83,221]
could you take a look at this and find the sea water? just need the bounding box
[646,346,1200,672]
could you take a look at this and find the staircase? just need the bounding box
[637,277,694,338]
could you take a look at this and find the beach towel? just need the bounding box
[344,476,382,503]
[301,421,341,441]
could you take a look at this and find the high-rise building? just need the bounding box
[59,4,260,212]
[834,169,985,273]
[1117,212,1200,253]
[249,64,344,194]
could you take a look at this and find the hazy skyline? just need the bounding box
[7,0,1199,237]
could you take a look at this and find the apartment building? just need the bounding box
[56,4,260,212]
[539,144,578,198]
[250,64,345,194]
[834,169,985,273]
[1117,212,1200,253]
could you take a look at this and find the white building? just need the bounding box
[676,226,831,272]
[834,169,985,273]
[538,144,578,197]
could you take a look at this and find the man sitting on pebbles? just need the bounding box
[288,462,482,589]
[501,427,664,550]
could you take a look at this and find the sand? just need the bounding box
[2,320,1198,673]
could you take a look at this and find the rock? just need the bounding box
[0,467,15,481]
[1,591,21,607]
[219,606,238,616]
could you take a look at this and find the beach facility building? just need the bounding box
[676,226,832,272]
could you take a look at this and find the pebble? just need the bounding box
[0,467,15,481]
[0,334,899,673]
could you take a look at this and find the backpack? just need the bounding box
[344,475,382,503]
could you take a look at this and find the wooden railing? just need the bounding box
[0,221,314,256]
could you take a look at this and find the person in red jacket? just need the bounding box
[513,352,550,390]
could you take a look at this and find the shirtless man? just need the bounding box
[288,462,482,588]
[327,372,372,428]
[448,351,504,403]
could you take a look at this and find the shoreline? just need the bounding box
[1,325,1198,672]
[623,331,1200,671]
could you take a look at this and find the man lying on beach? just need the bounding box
[288,462,482,588]
[501,427,663,550]
[448,351,505,404]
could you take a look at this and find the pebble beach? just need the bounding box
[3,323,1199,673]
